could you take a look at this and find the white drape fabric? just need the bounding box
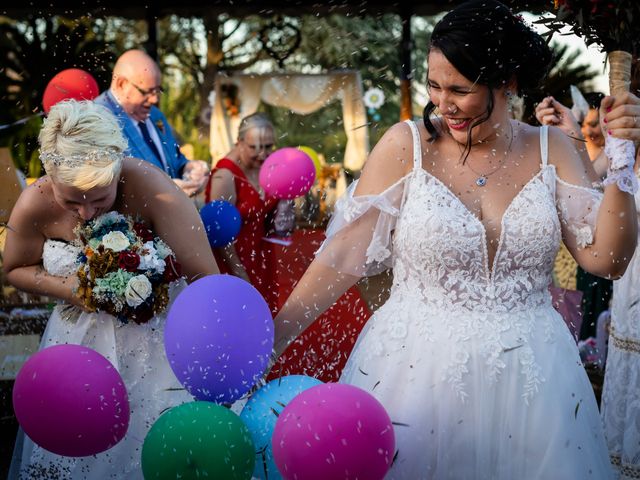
[209,71,369,171]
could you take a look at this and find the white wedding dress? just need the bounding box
[10,239,192,479]
[602,172,640,479]
[318,122,613,479]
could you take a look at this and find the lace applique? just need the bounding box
[604,136,638,195]
[602,167,639,195]
[555,174,602,249]
[42,240,81,277]
[317,176,406,277]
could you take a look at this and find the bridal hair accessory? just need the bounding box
[40,148,125,169]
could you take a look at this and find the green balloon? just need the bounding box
[142,401,255,480]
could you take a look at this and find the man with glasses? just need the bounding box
[95,49,209,197]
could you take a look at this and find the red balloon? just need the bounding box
[42,68,100,114]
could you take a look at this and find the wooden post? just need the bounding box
[399,11,413,121]
[145,8,158,61]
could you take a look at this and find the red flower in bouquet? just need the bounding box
[133,222,154,242]
[118,251,141,272]
[163,255,183,283]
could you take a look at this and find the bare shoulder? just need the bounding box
[544,125,585,166]
[9,177,55,229]
[367,121,415,172]
[119,158,180,197]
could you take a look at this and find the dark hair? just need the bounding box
[583,92,605,110]
[423,0,553,157]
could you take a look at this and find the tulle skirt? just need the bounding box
[9,289,192,479]
[340,289,613,479]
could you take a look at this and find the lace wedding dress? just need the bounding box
[317,122,613,479]
[10,240,192,479]
[602,172,640,480]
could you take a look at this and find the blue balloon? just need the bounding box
[200,200,242,247]
[240,375,323,479]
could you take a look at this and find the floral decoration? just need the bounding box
[74,211,182,324]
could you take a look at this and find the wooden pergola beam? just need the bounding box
[1,0,545,20]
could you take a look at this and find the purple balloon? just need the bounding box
[259,147,316,199]
[12,344,129,457]
[164,274,274,403]
[272,383,395,480]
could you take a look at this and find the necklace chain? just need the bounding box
[463,123,514,187]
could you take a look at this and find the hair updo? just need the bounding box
[424,0,553,141]
[39,100,128,190]
[236,112,274,143]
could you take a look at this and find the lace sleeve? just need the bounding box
[315,175,407,277]
[556,177,603,249]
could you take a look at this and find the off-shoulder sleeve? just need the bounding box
[315,175,408,277]
[556,177,603,249]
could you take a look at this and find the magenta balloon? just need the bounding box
[272,383,395,480]
[12,344,129,457]
[259,147,316,199]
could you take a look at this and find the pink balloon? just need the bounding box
[259,147,316,199]
[13,344,129,457]
[272,383,395,480]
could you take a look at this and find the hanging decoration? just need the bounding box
[363,87,385,122]
[259,17,302,69]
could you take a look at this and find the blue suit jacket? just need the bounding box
[94,90,188,178]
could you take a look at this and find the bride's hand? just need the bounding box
[601,92,640,144]
[62,275,92,311]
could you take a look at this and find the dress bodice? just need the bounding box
[42,240,81,277]
[392,164,560,313]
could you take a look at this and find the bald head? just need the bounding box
[111,50,162,121]
[113,50,160,86]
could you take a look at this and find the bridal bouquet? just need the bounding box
[537,0,640,94]
[73,212,182,324]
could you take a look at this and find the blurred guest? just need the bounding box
[95,49,209,197]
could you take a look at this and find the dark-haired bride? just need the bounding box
[272,1,640,478]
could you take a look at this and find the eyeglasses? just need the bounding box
[128,80,164,98]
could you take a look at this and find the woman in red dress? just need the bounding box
[204,113,279,305]
[205,113,371,382]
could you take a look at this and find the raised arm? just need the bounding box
[549,94,639,278]
[273,122,415,356]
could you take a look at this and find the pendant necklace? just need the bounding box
[465,122,514,187]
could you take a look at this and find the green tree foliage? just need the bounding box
[0,17,118,175]
[523,42,600,124]
[257,14,433,165]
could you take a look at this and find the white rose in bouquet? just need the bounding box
[125,275,153,307]
[102,231,130,252]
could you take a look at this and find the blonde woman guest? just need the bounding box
[5,100,218,479]
[204,113,282,308]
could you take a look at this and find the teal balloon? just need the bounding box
[142,401,255,480]
[240,375,323,479]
